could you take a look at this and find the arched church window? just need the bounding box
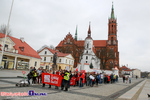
[86,56,88,60]
[67,38,70,44]
[111,37,113,45]
[112,25,113,30]
[66,46,70,53]
[87,43,89,48]
[86,51,88,54]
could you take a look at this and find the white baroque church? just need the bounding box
[77,24,100,72]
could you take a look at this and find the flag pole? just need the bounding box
[0,0,14,68]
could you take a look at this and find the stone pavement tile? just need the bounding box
[72,84,127,96]
[138,79,150,100]
[0,70,29,77]
[117,79,146,100]
[40,92,101,100]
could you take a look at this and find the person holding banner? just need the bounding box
[55,70,59,89]
[79,72,83,87]
[42,69,47,87]
[48,70,53,88]
[61,70,65,90]
[68,70,72,88]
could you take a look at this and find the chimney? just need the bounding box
[20,37,24,43]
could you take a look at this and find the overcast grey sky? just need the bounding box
[0,0,150,72]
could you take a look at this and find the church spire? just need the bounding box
[88,22,91,37]
[111,2,115,19]
[75,25,77,41]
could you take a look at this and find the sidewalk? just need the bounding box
[0,70,29,86]
[137,79,150,100]
[0,69,29,78]
[116,78,149,100]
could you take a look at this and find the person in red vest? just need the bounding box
[107,74,110,83]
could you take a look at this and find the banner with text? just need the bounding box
[42,73,62,87]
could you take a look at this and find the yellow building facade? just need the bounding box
[0,33,41,70]
[38,47,74,71]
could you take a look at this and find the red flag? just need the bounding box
[75,68,78,71]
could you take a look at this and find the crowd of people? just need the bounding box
[27,67,121,91]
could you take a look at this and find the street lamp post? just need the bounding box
[0,0,14,68]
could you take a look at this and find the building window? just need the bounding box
[111,37,113,45]
[34,61,37,66]
[72,61,73,64]
[45,51,47,54]
[87,43,89,48]
[66,59,67,63]
[69,60,71,64]
[86,56,88,60]
[86,61,88,63]
[112,25,113,30]
[59,66,61,70]
[5,44,8,50]
[19,47,24,52]
[67,38,70,43]
[21,48,24,51]
[44,57,46,61]
[51,57,53,61]
[59,59,61,62]
[86,51,88,54]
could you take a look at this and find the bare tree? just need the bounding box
[0,24,12,36]
[96,47,115,70]
[49,45,55,50]
[37,45,48,52]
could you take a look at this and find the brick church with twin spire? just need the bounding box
[56,3,119,70]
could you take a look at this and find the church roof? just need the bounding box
[0,33,41,59]
[93,40,107,47]
[56,40,107,48]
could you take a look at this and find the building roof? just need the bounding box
[56,40,107,48]
[0,33,41,59]
[38,47,70,57]
[120,66,132,71]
